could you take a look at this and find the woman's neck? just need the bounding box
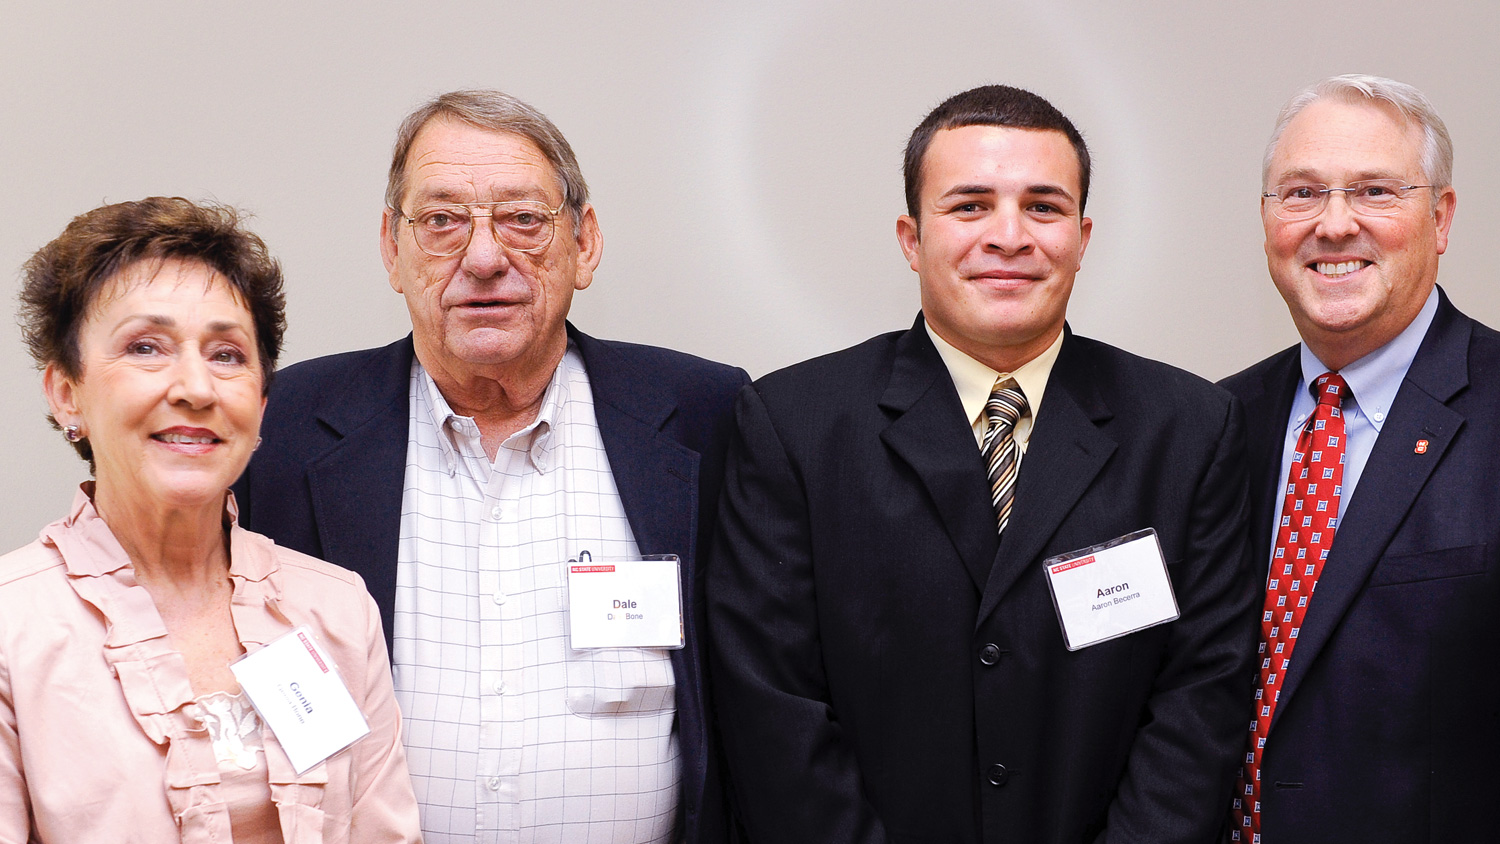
[91,484,231,593]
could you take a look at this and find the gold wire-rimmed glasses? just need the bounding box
[397,200,565,256]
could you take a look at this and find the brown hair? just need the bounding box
[18,196,286,463]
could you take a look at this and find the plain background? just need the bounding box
[3,1,1497,552]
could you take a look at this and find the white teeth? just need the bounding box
[156,433,215,444]
[1315,261,1368,277]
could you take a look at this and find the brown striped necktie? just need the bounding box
[981,379,1029,535]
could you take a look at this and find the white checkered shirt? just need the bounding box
[392,344,680,844]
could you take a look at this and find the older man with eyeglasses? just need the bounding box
[1220,74,1500,842]
[234,90,746,844]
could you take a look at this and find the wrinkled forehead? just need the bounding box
[401,118,564,208]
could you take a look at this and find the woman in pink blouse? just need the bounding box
[1,198,421,843]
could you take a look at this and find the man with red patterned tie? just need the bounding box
[1221,74,1500,842]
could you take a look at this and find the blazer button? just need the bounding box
[986,764,1008,786]
[979,644,1002,666]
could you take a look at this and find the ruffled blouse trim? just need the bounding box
[45,487,330,844]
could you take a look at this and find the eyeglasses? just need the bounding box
[397,200,564,257]
[1261,179,1434,222]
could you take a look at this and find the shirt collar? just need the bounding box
[518,349,573,473]
[925,321,1063,432]
[1298,286,1439,432]
[51,483,273,582]
[416,343,577,475]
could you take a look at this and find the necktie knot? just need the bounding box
[984,381,1029,433]
[1313,371,1349,409]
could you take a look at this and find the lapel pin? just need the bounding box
[1414,439,1429,454]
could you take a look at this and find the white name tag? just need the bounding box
[230,626,371,774]
[566,554,685,650]
[1043,528,1180,651]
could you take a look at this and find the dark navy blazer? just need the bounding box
[1220,288,1500,842]
[234,323,748,844]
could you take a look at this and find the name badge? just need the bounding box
[566,552,685,650]
[1043,528,1179,651]
[230,626,371,774]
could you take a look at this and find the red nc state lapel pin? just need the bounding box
[1414,439,1430,454]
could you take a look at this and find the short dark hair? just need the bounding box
[903,85,1092,220]
[18,196,286,464]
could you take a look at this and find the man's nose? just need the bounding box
[1314,190,1362,240]
[462,210,514,277]
[984,207,1033,254]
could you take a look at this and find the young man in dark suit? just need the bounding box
[235,90,745,844]
[709,84,1260,843]
[1221,74,1500,843]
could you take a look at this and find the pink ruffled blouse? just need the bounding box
[0,489,421,843]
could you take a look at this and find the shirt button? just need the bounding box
[494,679,506,695]
[979,644,1002,666]
[493,591,507,605]
[487,776,500,791]
[1372,411,1385,422]
[489,504,502,521]
[986,764,1009,786]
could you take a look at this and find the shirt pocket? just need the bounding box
[564,646,677,718]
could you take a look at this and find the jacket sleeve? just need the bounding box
[1100,396,1260,843]
[707,385,888,844]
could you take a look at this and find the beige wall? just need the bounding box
[3,0,1498,551]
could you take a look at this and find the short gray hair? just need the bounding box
[1263,74,1453,193]
[385,89,589,234]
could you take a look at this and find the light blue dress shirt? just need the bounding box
[1269,287,1440,561]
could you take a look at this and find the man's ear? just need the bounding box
[1433,187,1457,255]
[1076,216,1093,270]
[380,207,402,291]
[571,205,603,291]
[896,214,921,273]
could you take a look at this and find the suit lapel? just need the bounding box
[976,333,1116,626]
[1240,348,1302,575]
[568,327,711,810]
[1273,298,1471,726]
[879,321,999,593]
[570,326,698,562]
[299,339,415,640]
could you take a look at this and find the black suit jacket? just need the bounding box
[233,323,749,844]
[708,317,1260,844]
[1219,288,1500,842]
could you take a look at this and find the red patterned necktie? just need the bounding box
[1231,372,1349,842]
